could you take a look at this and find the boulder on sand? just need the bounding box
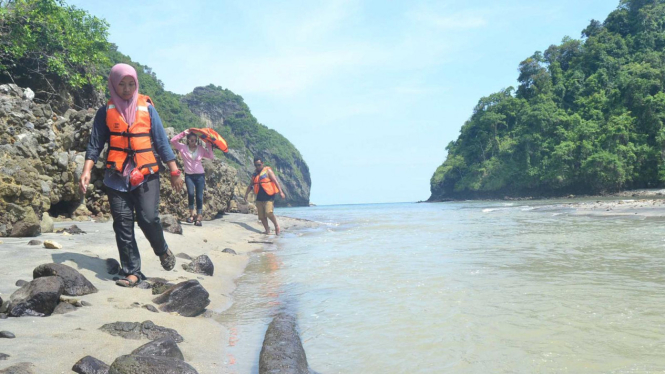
[33,263,97,296]
[152,280,210,317]
[71,356,109,374]
[181,255,214,276]
[7,276,64,317]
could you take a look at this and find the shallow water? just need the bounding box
[217,200,665,373]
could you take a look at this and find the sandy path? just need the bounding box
[0,213,314,374]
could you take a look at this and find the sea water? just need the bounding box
[217,200,665,373]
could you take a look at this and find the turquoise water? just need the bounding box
[218,200,665,373]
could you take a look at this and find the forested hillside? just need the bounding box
[430,0,665,200]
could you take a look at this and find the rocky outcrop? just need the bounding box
[33,263,98,296]
[152,280,210,317]
[0,85,238,236]
[182,85,310,207]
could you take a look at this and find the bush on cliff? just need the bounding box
[0,0,110,111]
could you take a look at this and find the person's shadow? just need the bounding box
[230,221,264,234]
[51,252,118,282]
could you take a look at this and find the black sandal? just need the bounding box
[116,275,140,288]
[195,220,202,227]
[160,249,176,271]
[186,216,195,224]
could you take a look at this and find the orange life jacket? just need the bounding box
[105,95,159,176]
[189,127,229,152]
[253,166,279,196]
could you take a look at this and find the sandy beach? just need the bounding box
[0,213,316,374]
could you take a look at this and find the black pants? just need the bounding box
[107,175,168,278]
[185,173,205,215]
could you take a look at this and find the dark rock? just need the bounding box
[72,356,109,374]
[27,240,41,246]
[150,282,174,295]
[55,225,86,235]
[7,276,64,317]
[33,263,98,296]
[159,215,182,235]
[0,362,36,373]
[175,253,192,260]
[99,321,183,343]
[221,248,237,255]
[136,282,151,290]
[131,338,184,360]
[14,280,27,287]
[0,314,7,319]
[0,354,8,360]
[0,331,15,339]
[107,355,197,374]
[81,301,92,307]
[143,305,158,313]
[52,302,77,315]
[105,259,120,275]
[259,312,309,374]
[152,280,210,317]
[181,255,214,276]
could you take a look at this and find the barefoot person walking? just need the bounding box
[244,157,286,235]
[170,129,214,226]
[79,63,181,287]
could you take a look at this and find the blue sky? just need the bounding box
[70,0,619,205]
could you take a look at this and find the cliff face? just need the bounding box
[0,84,237,237]
[182,85,311,207]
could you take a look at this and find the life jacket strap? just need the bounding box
[109,131,151,138]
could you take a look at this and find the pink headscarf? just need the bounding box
[108,63,139,127]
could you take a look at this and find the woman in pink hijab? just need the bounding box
[79,63,183,287]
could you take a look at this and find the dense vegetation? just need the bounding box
[0,0,110,110]
[430,0,665,200]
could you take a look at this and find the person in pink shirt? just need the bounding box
[170,130,215,226]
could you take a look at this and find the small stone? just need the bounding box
[27,240,42,246]
[203,239,207,243]
[143,305,159,313]
[0,314,7,319]
[221,248,237,255]
[15,280,28,287]
[0,331,15,339]
[81,301,92,307]
[0,353,9,360]
[43,240,63,249]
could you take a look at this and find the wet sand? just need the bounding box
[535,197,665,218]
[0,213,316,374]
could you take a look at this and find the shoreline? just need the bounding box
[425,187,665,203]
[0,213,318,374]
